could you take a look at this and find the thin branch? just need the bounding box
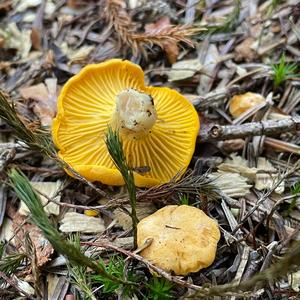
[81,241,203,291]
[193,85,243,111]
[198,117,300,142]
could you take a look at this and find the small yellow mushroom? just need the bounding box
[137,205,220,276]
[229,92,265,118]
[84,209,99,217]
[52,59,200,187]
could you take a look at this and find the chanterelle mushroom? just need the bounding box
[52,59,199,187]
[137,205,220,275]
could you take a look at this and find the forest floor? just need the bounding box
[1,0,300,299]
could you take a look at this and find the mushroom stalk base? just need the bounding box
[112,89,157,139]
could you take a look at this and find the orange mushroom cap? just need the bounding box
[229,92,265,118]
[52,59,199,187]
[137,205,220,275]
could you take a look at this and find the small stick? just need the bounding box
[193,85,243,111]
[81,241,203,291]
[198,117,300,142]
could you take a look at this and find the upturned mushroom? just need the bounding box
[137,205,220,275]
[52,59,199,187]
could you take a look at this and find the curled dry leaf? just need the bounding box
[235,37,257,62]
[198,44,219,94]
[47,274,69,300]
[19,78,58,126]
[0,217,14,242]
[219,153,285,192]
[19,181,62,216]
[289,269,300,292]
[218,154,284,194]
[255,157,284,194]
[209,171,252,197]
[218,153,257,181]
[67,45,95,65]
[47,274,60,300]
[13,276,35,296]
[59,212,105,233]
[13,213,54,267]
[168,58,202,81]
[113,202,156,230]
[15,0,43,12]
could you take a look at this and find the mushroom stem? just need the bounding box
[112,89,157,139]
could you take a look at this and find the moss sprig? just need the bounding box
[271,53,299,87]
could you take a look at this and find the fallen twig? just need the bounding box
[81,241,204,291]
[193,85,243,111]
[198,117,300,142]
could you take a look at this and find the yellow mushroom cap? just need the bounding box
[137,205,220,275]
[229,92,265,118]
[52,59,199,187]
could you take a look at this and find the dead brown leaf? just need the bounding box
[235,37,257,62]
[19,79,58,126]
[67,0,94,9]
[0,0,12,14]
[0,36,5,48]
[30,27,42,50]
[145,16,179,64]
[12,213,54,267]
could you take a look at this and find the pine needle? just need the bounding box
[0,252,27,280]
